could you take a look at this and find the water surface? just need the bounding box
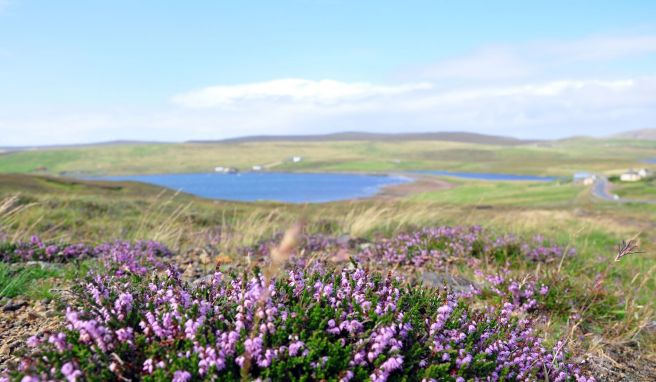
[100,172,411,203]
[414,170,555,182]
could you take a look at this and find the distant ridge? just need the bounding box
[612,128,656,140]
[187,131,535,146]
[1,132,536,152]
[0,140,170,152]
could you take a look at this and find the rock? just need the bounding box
[21,261,61,270]
[359,243,373,251]
[420,272,478,292]
[45,310,58,318]
[2,301,27,312]
[192,274,215,286]
[336,234,351,247]
[8,341,20,353]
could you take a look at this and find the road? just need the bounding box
[591,176,656,204]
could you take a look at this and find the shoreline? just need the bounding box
[374,174,454,200]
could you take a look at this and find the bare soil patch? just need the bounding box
[375,175,453,200]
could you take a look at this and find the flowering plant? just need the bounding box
[0,236,171,265]
[5,261,592,381]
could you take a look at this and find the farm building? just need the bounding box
[215,166,238,174]
[620,170,641,182]
[573,172,595,185]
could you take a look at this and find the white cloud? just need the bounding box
[3,32,656,145]
[3,76,655,146]
[171,78,432,108]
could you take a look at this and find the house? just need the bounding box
[638,168,650,178]
[224,167,239,174]
[291,156,303,163]
[252,165,262,171]
[214,166,238,174]
[573,172,595,185]
[620,170,641,182]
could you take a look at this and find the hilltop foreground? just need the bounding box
[0,134,655,381]
[0,186,654,380]
[0,227,617,381]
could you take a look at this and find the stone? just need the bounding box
[420,272,478,292]
[2,301,27,312]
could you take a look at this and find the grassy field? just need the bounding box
[2,137,656,176]
[1,172,653,303]
[608,176,656,201]
[1,139,655,378]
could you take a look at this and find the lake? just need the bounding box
[414,170,556,182]
[100,172,411,203]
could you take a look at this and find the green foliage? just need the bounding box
[0,263,60,299]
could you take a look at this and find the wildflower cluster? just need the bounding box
[476,270,552,313]
[239,232,349,259]
[0,236,171,264]
[358,226,573,269]
[3,258,592,381]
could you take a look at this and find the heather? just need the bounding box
[0,225,603,381]
[0,236,171,265]
[241,226,572,268]
[3,257,592,381]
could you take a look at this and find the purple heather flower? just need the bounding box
[61,362,82,382]
[26,335,41,348]
[172,370,192,382]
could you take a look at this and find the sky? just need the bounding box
[1,0,656,145]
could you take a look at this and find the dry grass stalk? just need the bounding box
[615,238,643,262]
[0,194,38,242]
[240,223,302,381]
[131,190,191,249]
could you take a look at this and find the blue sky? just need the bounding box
[1,0,656,145]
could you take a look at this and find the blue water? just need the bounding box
[644,158,656,164]
[100,172,411,203]
[414,170,555,182]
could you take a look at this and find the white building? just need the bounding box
[252,165,262,171]
[291,156,303,163]
[573,172,595,185]
[638,168,650,178]
[620,170,641,182]
[215,166,238,174]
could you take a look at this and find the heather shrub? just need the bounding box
[0,236,171,265]
[357,226,572,269]
[4,261,593,381]
[476,270,552,313]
